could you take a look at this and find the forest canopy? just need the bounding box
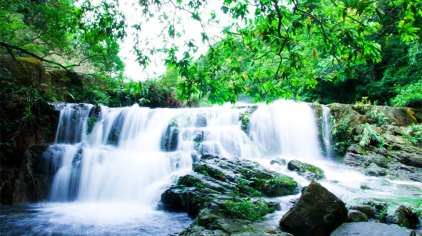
[0,0,421,106]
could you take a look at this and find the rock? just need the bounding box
[348,210,368,222]
[365,163,387,177]
[161,120,179,151]
[162,155,299,234]
[270,158,287,166]
[328,103,422,181]
[162,155,299,217]
[0,145,52,204]
[279,181,348,236]
[179,208,293,236]
[394,205,420,229]
[349,205,377,218]
[287,160,325,180]
[331,222,414,236]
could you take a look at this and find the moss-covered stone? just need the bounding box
[251,175,299,197]
[287,160,325,180]
[161,154,299,230]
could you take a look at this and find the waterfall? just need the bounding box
[47,100,325,206]
[249,100,323,160]
[322,106,333,159]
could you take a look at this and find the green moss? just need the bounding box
[235,179,262,197]
[177,175,206,188]
[252,175,299,197]
[222,198,275,221]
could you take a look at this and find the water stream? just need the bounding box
[1,100,420,235]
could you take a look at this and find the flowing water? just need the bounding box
[1,100,421,235]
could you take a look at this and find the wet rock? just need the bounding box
[161,120,179,151]
[349,205,377,219]
[279,181,347,236]
[270,158,287,166]
[330,222,414,236]
[394,205,420,229]
[163,155,299,234]
[328,103,422,182]
[0,145,52,204]
[180,208,293,236]
[287,160,325,180]
[365,163,387,177]
[348,210,368,222]
[162,155,298,218]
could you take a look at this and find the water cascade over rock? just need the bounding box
[4,100,418,235]
[47,100,328,206]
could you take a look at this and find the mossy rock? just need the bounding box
[287,160,325,180]
[251,175,299,197]
[161,154,299,221]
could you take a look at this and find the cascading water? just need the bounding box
[321,106,333,159]
[2,100,420,235]
[249,100,323,160]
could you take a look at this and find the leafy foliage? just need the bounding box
[130,0,421,104]
[0,0,126,74]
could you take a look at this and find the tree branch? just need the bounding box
[0,42,90,71]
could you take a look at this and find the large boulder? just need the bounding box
[162,155,299,217]
[331,222,414,236]
[162,155,299,234]
[287,160,325,180]
[279,181,347,236]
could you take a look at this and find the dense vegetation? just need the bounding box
[1,0,421,107]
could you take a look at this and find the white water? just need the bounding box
[11,100,418,234]
[322,105,333,159]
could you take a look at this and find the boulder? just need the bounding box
[349,205,377,219]
[279,181,347,236]
[331,222,414,236]
[287,160,325,180]
[394,205,420,229]
[162,155,298,217]
[162,155,299,234]
[347,210,368,222]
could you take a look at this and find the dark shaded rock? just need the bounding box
[161,120,179,151]
[287,160,325,180]
[348,210,368,222]
[280,181,347,236]
[394,205,420,229]
[349,205,377,219]
[330,222,414,236]
[0,145,52,204]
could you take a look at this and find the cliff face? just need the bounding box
[328,103,421,182]
[0,56,60,204]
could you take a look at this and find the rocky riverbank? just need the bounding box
[161,155,420,235]
[327,103,421,182]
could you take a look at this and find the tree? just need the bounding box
[132,0,421,103]
[0,0,126,74]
